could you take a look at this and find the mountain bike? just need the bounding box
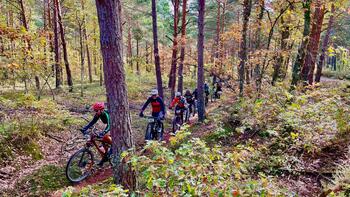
[172,108,185,134]
[65,126,111,183]
[143,116,164,141]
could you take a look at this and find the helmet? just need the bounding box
[92,102,105,111]
[185,89,191,95]
[175,92,181,97]
[151,89,158,96]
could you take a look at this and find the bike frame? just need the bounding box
[85,128,111,160]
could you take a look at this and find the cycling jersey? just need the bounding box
[141,96,165,114]
[82,110,110,135]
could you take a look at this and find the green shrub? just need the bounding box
[18,165,70,196]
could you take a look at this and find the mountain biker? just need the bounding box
[184,89,195,115]
[139,89,166,133]
[169,92,187,131]
[80,102,112,167]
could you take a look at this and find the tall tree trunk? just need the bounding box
[169,0,180,99]
[301,0,325,84]
[145,41,149,65]
[315,3,335,83]
[81,0,93,83]
[197,0,206,122]
[177,0,187,94]
[220,0,227,62]
[136,38,140,75]
[238,0,252,96]
[54,0,73,91]
[18,0,40,92]
[291,0,312,87]
[307,3,325,84]
[53,0,61,89]
[254,0,264,91]
[127,23,133,70]
[212,0,221,85]
[151,0,164,99]
[78,21,85,97]
[272,13,290,85]
[95,0,136,190]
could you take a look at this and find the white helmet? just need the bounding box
[151,89,158,95]
[175,92,181,97]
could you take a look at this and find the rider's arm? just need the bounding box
[141,97,151,112]
[82,115,99,132]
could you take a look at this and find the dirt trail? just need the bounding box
[50,92,236,195]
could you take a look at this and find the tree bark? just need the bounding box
[315,3,335,83]
[254,0,264,91]
[177,0,187,94]
[301,0,325,84]
[53,0,61,89]
[238,0,252,96]
[95,0,136,190]
[54,0,73,91]
[291,0,312,87]
[169,0,180,99]
[307,3,325,84]
[151,0,164,99]
[197,0,206,122]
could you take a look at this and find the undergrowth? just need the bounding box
[0,92,80,162]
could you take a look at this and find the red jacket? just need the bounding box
[170,96,186,108]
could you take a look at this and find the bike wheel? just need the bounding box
[145,123,153,140]
[66,148,94,183]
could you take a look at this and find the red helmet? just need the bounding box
[92,102,105,111]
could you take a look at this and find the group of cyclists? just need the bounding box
[79,82,223,167]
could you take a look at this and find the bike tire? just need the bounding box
[145,123,153,140]
[66,148,94,183]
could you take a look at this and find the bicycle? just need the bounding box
[65,126,112,183]
[142,116,164,141]
[172,108,185,134]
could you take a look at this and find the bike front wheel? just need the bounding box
[66,148,94,183]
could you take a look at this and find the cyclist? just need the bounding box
[184,89,195,116]
[80,102,112,167]
[169,92,187,130]
[139,89,166,132]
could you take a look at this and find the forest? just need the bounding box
[0,0,350,196]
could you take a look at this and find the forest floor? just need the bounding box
[0,76,349,196]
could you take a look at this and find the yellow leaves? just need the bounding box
[290,132,299,140]
[7,63,21,70]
